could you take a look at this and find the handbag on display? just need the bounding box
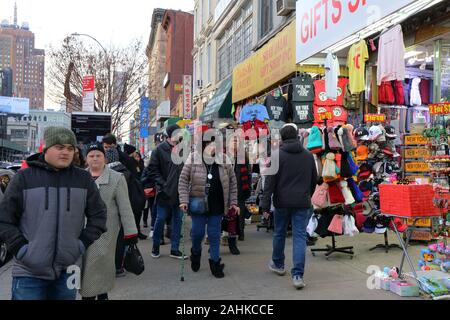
[327,214,344,235]
[124,244,145,275]
[312,183,330,209]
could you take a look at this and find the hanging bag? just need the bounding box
[312,183,330,209]
[328,214,344,235]
[124,244,145,275]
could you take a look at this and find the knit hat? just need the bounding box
[166,124,181,138]
[86,143,105,157]
[327,127,342,150]
[105,148,120,164]
[307,126,323,150]
[43,127,77,152]
[328,181,345,204]
[347,178,364,203]
[340,180,355,205]
[123,143,137,155]
[338,127,354,152]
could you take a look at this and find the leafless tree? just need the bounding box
[47,36,148,135]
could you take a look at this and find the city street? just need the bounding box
[0,222,422,300]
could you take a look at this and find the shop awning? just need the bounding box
[200,78,232,123]
[163,117,183,128]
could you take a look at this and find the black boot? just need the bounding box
[228,237,240,255]
[209,259,225,278]
[190,249,201,272]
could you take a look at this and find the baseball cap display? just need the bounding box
[384,125,397,138]
[368,143,380,159]
[368,125,383,141]
[375,216,389,234]
[355,145,369,161]
[354,127,370,141]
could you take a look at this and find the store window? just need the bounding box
[207,43,211,84]
[259,0,273,39]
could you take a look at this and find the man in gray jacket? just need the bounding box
[0,127,107,300]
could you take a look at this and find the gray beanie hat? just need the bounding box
[43,127,77,152]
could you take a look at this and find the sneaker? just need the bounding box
[170,250,188,260]
[292,276,306,289]
[268,260,286,276]
[115,268,126,278]
[149,230,154,239]
[151,247,160,258]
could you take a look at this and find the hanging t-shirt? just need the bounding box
[402,79,411,106]
[264,95,290,122]
[377,25,406,85]
[291,102,314,124]
[410,78,422,106]
[419,79,430,105]
[290,74,315,102]
[325,52,340,100]
[314,78,348,106]
[330,106,348,123]
[239,104,270,123]
[347,40,369,94]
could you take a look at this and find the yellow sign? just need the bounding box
[429,103,450,115]
[405,135,428,145]
[407,218,432,228]
[405,162,429,172]
[404,148,430,159]
[232,22,297,103]
[174,84,183,92]
[318,112,332,121]
[364,114,386,123]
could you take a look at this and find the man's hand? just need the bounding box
[230,205,240,216]
[180,203,188,213]
[263,211,270,219]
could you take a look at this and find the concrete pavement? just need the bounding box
[0,222,425,300]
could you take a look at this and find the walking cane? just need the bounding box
[180,210,187,282]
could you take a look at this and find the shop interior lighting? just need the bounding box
[323,0,444,54]
[405,50,424,59]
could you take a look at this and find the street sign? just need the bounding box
[183,75,192,119]
[82,75,95,112]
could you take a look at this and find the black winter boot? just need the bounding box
[190,249,201,272]
[209,259,225,278]
[228,237,240,255]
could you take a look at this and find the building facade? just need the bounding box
[0,4,45,110]
[192,0,294,119]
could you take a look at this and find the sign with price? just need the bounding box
[405,135,428,145]
[318,111,332,121]
[405,162,429,172]
[364,114,386,123]
[429,103,450,115]
[404,148,430,159]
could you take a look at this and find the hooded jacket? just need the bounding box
[260,139,318,211]
[0,154,107,280]
[0,169,15,204]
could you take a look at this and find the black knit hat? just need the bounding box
[123,143,137,155]
[86,143,105,157]
[166,124,181,138]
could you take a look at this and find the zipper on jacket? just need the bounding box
[45,186,49,210]
[51,173,60,279]
[66,187,71,211]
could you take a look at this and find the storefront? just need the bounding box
[199,77,233,125]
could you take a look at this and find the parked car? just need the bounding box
[0,169,15,268]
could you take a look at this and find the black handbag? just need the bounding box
[124,244,145,275]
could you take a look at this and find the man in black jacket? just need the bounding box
[147,124,186,260]
[102,133,138,178]
[0,127,107,300]
[260,124,317,290]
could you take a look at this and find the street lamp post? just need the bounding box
[69,33,112,113]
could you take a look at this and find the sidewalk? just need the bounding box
[0,223,423,300]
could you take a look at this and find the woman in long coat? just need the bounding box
[80,143,138,300]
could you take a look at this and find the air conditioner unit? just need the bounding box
[276,0,296,16]
[197,80,203,89]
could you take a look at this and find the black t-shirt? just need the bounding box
[206,163,224,216]
[290,74,315,102]
[291,101,314,124]
[264,95,290,122]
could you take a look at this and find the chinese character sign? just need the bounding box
[140,96,150,138]
[364,114,386,123]
[183,75,192,119]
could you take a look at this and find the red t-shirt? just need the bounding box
[314,78,348,106]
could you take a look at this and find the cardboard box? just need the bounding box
[390,281,420,297]
[380,277,393,291]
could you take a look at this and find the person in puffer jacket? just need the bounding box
[0,127,107,300]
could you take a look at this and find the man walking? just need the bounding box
[0,127,107,300]
[147,124,186,259]
[260,124,317,289]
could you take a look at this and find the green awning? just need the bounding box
[200,78,232,123]
[163,117,183,128]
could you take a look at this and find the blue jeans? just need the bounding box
[12,272,77,300]
[153,204,182,251]
[272,208,311,277]
[191,214,222,262]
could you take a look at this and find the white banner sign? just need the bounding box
[296,0,415,63]
[0,96,29,114]
[183,75,192,119]
[82,75,95,112]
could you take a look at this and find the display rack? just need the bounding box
[311,233,354,259]
[369,230,401,253]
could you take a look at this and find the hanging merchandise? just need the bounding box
[347,39,369,94]
[307,214,320,237]
[403,79,411,106]
[328,214,344,235]
[338,126,355,152]
[263,93,290,129]
[344,83,364,110]
[393,80,405,106]
[291,101,314,126]
[330,106,349,123]
[327,127,342,150]
[343,214,360,237]
[355,145,369,161]
[347,178,364,203]
[312,182,330,209]
[347,153,359,176]
[313,78,348,107]
[290,73,315,102]
[325,52,340,100]
[239,104,270,123]
[419,78,430,105]
[340,181,356,205]
[307,126,323,153]
[345,124,358,149]
[322,153,339,180]
[379,81,395,105]
[377,25,406,85]
[410,78,422,106]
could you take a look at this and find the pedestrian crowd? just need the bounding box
[0,122,318,299]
